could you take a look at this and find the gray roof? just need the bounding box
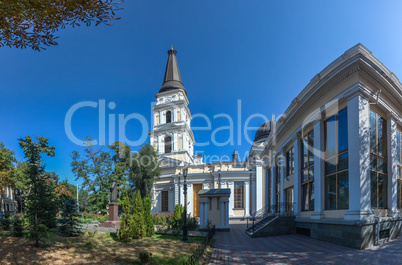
[198,189,231,196]
[159,47,187,95]
[254,120,275,141]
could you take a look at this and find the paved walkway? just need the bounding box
[209,220,402,265]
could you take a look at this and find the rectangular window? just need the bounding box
[301,130,314,211]
[286,147,295,176]
[324,108,349,210]
[396,129,402,209]
[234,181,244,209]
[161,191,169,212]
[370,110,388,209]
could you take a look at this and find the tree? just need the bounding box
[143,197,154,237]
[129,144,161,200]
[58,198,83,237]
[0,0,124,51]
[19,136,57,247]
[118,195,133,243]
[71,137,114,214]
[0,142,16,192]
[109,142,131,202]
[55,181,74,211]
[132,192,145,239]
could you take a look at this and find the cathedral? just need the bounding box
[151,44,402,249]
[149,46,261,219]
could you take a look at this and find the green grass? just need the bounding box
[153,234,205,243]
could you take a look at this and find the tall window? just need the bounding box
[370,110,387,209]
[324,108,349,210]
[286,147,295,176]
[275,157,281,206]
[301,130,314,211]
[161,191,169,212]
[166,110,172,123]
[396,129,402,209]
[165,136,172,153]
[234,181,244,208]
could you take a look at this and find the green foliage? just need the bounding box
[118,195,133,243]
[132,192,145,239]
[152,213,174,226]
[11,214,24,237]
[19,136,57,247]
[0,0,125,51]
[0,142,16,191]
[71,137,114,214]
[58,199,83,237]
[138,251,152,263]
[109,142,131,203]
[129,144,161,200]
[79,212,108,224]
[143,198,154,237]
[0,212,11,230]
[172,204,184,230]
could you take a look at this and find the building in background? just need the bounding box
[151,44,402,249]
[1,186,17,215]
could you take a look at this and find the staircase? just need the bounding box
[245,203,295,238]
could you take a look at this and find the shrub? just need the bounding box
[138,251,152,263]
[132,193,145,239]
[118,196,133,243]
[172,204,184,230]
[11,214,24,237]
[58,199,83,237]
[0,212,11,230]
[186,217,199,231]
[143,198,154,237]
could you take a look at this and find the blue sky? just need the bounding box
[1,0,402,185]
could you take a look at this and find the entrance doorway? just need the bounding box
[192,184,202,217]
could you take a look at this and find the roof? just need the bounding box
[159,46,187,95]
[254,120,275,141]
[198,189,231,196]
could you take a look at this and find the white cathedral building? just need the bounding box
[150,44,402,249]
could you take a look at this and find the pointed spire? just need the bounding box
[159,46,187,94]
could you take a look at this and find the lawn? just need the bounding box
[0,230,204,264]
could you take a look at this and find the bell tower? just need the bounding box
[149,46,195,164]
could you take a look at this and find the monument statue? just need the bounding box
[110,180,117,203]
[100,180,120,228]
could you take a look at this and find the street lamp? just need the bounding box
[182,167,188,242]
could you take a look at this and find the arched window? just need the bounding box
[165,136,172,153]
[166,111,172,123]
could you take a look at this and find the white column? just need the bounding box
[228,181,234,217]
[252,178,256,213]
[387,117,398,216]
[204,201,208,227]
[157,135,162,154]
[245,180,250,216]
[294,133,301,216]
[155,192,160,213]
[174,179,179,205]
[173,107,177,122]
[170,189,174,213]
[183,131,187,151]
[187,184,193,216]
[312,118,325,219]
[221,201,224,228]
[271,164,275,206]
[179,184,184,206]
[226,201,229,227]
[173,132,177,151]
[280,149,286,213]
[200,202,204,227]
[256,160,263,211]
[344,94,373,220]
[203,182,209,189]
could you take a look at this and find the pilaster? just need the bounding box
[387,117,398,216]
[312,118,325,219]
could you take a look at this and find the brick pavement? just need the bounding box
[208,220,402,265]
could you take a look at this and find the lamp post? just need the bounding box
[182,167,188,242]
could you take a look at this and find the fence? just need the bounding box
[183,225,216,265]
[246,202,295,230]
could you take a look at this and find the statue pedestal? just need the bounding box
[99,203,120,229]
